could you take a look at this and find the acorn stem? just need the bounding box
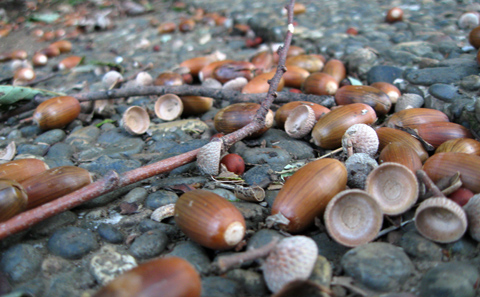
[416,169,446,198]
[213,237,280,274]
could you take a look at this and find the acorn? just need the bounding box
[274,101,330,129]
[157,22,176,34]
[154,72,184,86]
[423,152,480,193]
[180,52,224,77]
[378,142,423,173]
[322,59,346,84]
[32,52,48,67]
[285,55,324,73]
[386,108,449,129]
[269,158,347,233]
[21,166,92,209]
[33,96,81,130]
[408,121,473,149]
[311,103,377,149]
[250,50,274,74]
[49,40,72,53]
[0,49,27,62]
[39,46,61,58]
[0,179,28,222]
[57,56,83,70]
[370,82,401,104]
[180,96,213,116]
[242,71,284,93]
[213,61,256,84]
[334,85,392,116]
[220,153,245,175]
[385,7,404,23]
[0,158,49,183]
[13,67,36,85]
[121,106,150,135]
[376,127,429,162]
[435,138,480,155]
[469,25,480,49]
[179,18,195,32]
[198,59,234,82]
[214,103,274,138]
[174,189,246,250]
[93,256,201,297]
[282,65,310,88]
[302,72,339,96]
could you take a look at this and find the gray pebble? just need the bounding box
[97,223,125,244]
[428,83,466,102]
[97,129,133,145]
[309,255,332,288]
[341,242,414,291]
[399,231,443,261]
[34,129,66,145]
[226,269,269,296]
[460,75,480,91]
[29,211,77,238]
[76,146,105,161]
[345,48,380,79]
[168,241,211,274]
[147,138,178,153]
[264,190,279,208]
[206,188,237,202]
[243,164,273,186]
[79,155,142,175]
[419,262,479,297]
[17,143,49,156]
[144,190,179,209]
[103,138,145,158]
[9,277,45,296]
[247,229,285,251]
[233,201,268,225]
[129,229,169,259]
[19,125,42,138]
[137,219,179,237]
[367,65,404,84]
[201,276,241,297]
[46,142,75,159]
[311,233,350,268]
[405,66,479,85]
[122,187,148,204]
[257,129,315,160]
[65,126,101,150]
[0,244,42,283]
[46,266,96,297]
[48,227,99,259]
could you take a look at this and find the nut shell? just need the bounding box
[214,103,274,138]
[0,158,49,183]
[435,138,480,155]
[154,94,183,121]
[0,179,28,222]
[242,71,284,94]
[174,189,246,250]
[378,142,422,173]
[197,138,223,175]
[409,122,473,149]
[275,101,329,130]
[322,59,346,84]
[341,123,379,157]
[33,96,81,130]
[283,65,310,88]
[285,55,324,73]
[180,96,213,116]
[302,72,339,96]
[324,189,383,247]
[121,106,150,135]
[386,108,448,129]
[335,85,392,116]
[284,105,316,139]
[376,127,429,163]
[370,82,401,104]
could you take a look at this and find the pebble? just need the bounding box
[344,48,380,79]
[405,65,479,85]
[419,262,479,297]
[428,83,467,102]
[233,201,269,225]
[243,164,273,187]
[79,155,142,175]
[258,129,315,160]
[46,266,96,296]
[17,143,49,156]
[103,138,145,158]
[122,187,148,204]
[460,75,480,91]
[65,126,101,150]
[226,269,269,296]
[309,255,332,288]
[367,65,404,84]
[19,125,42,138]
[129,229,169,259]
[97,223,125,244]
[46,142,75,159]
[89,245,137,285]
[29,211,77,238]
[207,188,238,201]
[168,241,211,274]
[144,190,179,209]
[201,276,241,297]
[247,229,285,251]
[137,219,179,237]
[399,231,443,261]
[34,129,66,145]
[47,227,99,260]
[0,244,43,283]
[341,242,414,291]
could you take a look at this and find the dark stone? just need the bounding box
[247,229,285,251]
[79,155,142,175]
[145,190,179,210]
[405,66,479,85]
[48,227,99,259]
[226,269,269,297]
[34,129,66,145]
[0,244,42,283]
[65,126,101,150]
[97,223,124,244]
[429,83,467,102]
[19,125,42,138]
[168,241,211,274]
[129,229,169,259]
[243,164,273,187]
[419,262,479,297]
[399,231,443,261]
[103,137,145,158]
[165,139,209,154]
[137,219,179,237]
[29,211,77,238]
[367,65,404,84]
[201,276,241,297]
[16,143,49,156]
[46,266,96,297]
[46,142,75,159]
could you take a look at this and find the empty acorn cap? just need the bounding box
[324,189,383,247]
[263,236,318,293]
[284,105,316,139]
[197,138,224,175]
[121,106,150,135]
[154,94,183,121]
[365,162,419,216]
[415,197,467,243]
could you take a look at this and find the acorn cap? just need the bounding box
[121,106,150,135]
[263,236,318,293]
[154,94,183,121]
[284,105,316,139]
[324,189,383,247]
[365,162,419,215]
[341,123,379,157]
[196,138,224,175]
[415,197,467,243]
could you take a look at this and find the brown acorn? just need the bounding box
[242,71,284,94]
[174,189,246,250]
[58,56,83,70]
[370,82,401,104]
[275,101,330,129]
[49,40,72,53]
[157,22,176,34]
[21,166,92,209]
[32,52,48,67]
[0,179,28,222]
[385,7,404,23]
[198,59,234,82]
[311,103,377,149]
[39,46,61,58]
[180,96,213,116]
[13,68,36,85]
[376,127,429,162]
[378,142,423,173]
[250,50,274,74]
[386,108,449,129]
[214,103,274,138]
[423,152,480,193]
[0,158,49,183]
[154,72,184,86]
[322,59,347,84]
[179,18,195,32]
[335,85,392,116]
[269,158,347,233]
[302,72,339,96]
[409,122,473,149]
[283,65,310,88]
[180,53,223,77]
[93,257,201,297]
[213,61,256,84]
[33,96,81,130]
[435,138,480,155]
[285,55,324,73]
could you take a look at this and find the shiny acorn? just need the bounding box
[174,189,246,250]
[33,96,81,130]
[242,71,284,94]
[408,121,473,149]
[435,138,480,155]
[214,103,274,138]
[0,179,28,222]
[0,158,49,183]
[334,85,392,116]
[386,108,449,129]
[376,127,429,162]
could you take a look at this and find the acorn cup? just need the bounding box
[33,96,81,130]
[385,108,449,129]
[154,94,183,121]
[324,189,383,247]
[268,158,347,233]
[21,166,92,209]
[334,85,392,116]
[311,103,377,149]
[376,127,429,163]
[174,189,246,250]
[121,106,150,135]
[93,256,201,297]
[0,158,49,183]
[214,103,274,138]
[0,179,28,222]
[284,105,317,139]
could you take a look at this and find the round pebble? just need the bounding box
[419,262,479,297]
[122,187,148,204]
[97,223,125,244]
[399,231,443,261]
[226,269,268,296]
[46,142,75,159]
[34,129,66,145]
[367,65,404,84]
[241,147,292,171]
[129,229,169,259]
[0,244,43,283]
[144,190,179,209]
[341,242,414,291]
[137,219,179,237]
[202,276,241,297]
[428,83,465,102]
[47,227,99,260]
[168,241,211,274]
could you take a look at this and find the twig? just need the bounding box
[416,169,445,198]
[212,237,280,274]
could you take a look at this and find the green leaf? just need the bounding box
[0,85,65,107]
[95,119,116,127]
[29,13,60,24]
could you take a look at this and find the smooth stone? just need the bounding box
[103,138,145,158]
[9,277,45,296]
[247,229,285,251]
[341,242,414,291]
[0,244,42,283]
[97,223,125,244]
[165,139,209,155]
[241,147,292,171]
[7,129,22,139]
[144,190,179,209]
[76,146,105,161]
[19,125,42,138]
[207,188,237,202]
[405,66,479,85]
[79,155,142,175]
[16,143,49,156]
[264,190,279,208]
[34,129,66,145]
[311,233,350,267]
[129,229,169,259]
[201,276,241,297]
[445,237,478,258]
[29,211,77,238]
[243,164,273,187]
[46,266,96,296]
[147,138,178,153]
[386,50,418,65]
[48,227,99,260]
[428,83,466,102]
[392,41,437,57]
[460,75,480,91]
[399,231,443,261]
[226,269,269,296]
[344,48,380,79]
[419,262,479,297]
[46,142,75,159]
[65,126,101,150]
[0,272,11,294]
[122,187,148,204]
[256,129,315,160]
[137,219,179,238]
[97,129,135,145]
[152,176,208,189]
[367,65,404,84]
[83,181,143,208]
[89,245,137,285]
[168,241,211,274]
